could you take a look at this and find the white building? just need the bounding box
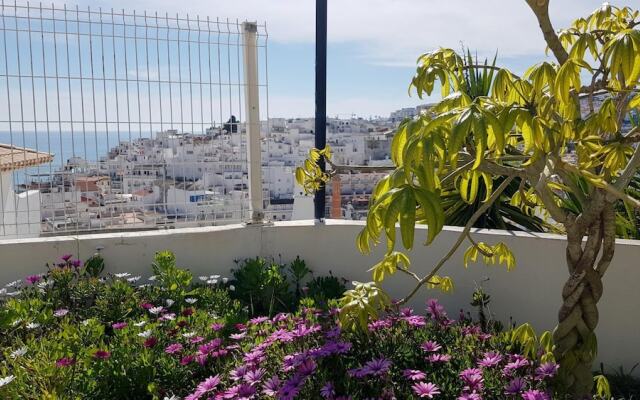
[0,144,53,238]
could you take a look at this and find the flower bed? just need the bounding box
[0,252,556,399]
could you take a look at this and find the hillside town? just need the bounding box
[6,108,421,236]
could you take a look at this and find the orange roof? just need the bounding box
[0,144,54,171]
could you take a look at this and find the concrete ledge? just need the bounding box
[0,220,639,373]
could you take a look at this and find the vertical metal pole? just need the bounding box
[242,22,263,223]
[314,0,327,221]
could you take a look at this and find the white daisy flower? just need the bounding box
[0,375,15,387]
[149,306,164,315]
[11,318,22,327]
[5,280,21,288]
[160,313,176,321]
[54,309,69,317]
[182,331,196,338]
[133,320,147,327]
[165,299,175,307]
[82,319,91,326]
[185,298,197,304]
[26,322,40,329]
[163,395,179,400]
[229,285,235,291]
[0,288,6,295]
[7,291,21,297]
[138,329,152,338]
[222,277,229,284]
[210,275,221,280]
[114,272,131,278]
[127,276,141,283]
[206,279,217,285]
[10,347,27,359]
[198,276,208,281]
[148,275,157,281]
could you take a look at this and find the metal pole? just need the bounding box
[243,22,264,223]
[314,0,327,221]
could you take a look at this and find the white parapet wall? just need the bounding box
[0,219,639,373]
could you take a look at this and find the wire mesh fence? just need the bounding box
[0,1,269,238]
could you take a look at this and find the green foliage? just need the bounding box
[305,273,347,308]
[339,281,390,332]
[230,257,347,316]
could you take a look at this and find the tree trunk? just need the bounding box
[553,204,616,397]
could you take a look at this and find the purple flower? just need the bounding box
[189,336,204,344]
[320,381,335,399]
[244,368,265,385]
[403,315,427,327]
[180,355,195,365]
[426,353,452,363]
[503,356,530,376]
[231,365,249,381]
[535,362,559,380]
[25,275,41,285]
[210,322,225,331]
[55,357,76,367]
[368,319,392,331]
[112,322,127,330]
[458,393,482,400]
[61,254,73,262]
[196,375,221,394]
[412,382,441,398]
[505,377,526,395]
[477,351,503,368]
[521,389,550,400]
[298,358,317,376]
[421,340,442,352]
[93,350,111,360]
[459,368,484,392]
[71,259,82,268]
[262,376,281,397]
[426,298,447,320]
[165,343,183,354]
[143,337,158,348]
[403,369,427,381]
[362,357,391,376]
[249,316,269,325]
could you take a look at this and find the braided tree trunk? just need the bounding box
[553,200,616,397]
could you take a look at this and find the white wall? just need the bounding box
[0,220,639,374]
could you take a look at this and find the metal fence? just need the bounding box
[0,1,269,238]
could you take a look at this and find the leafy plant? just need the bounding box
[297,2,640,396]
[305,273,347,308]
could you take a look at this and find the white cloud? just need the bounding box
[74,0,636,66]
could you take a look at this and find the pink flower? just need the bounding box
[421,340,442,352]
[477,351,503,368]
[403,369,427,381]
[143,337,158,348]
[412,382,441,398]
[25,275,41,285]
[93,350,111,360]
[165,343,183,354]
[210,322,225,331]
[426,353,452,363]
[521,389,550,400]
[112,322,127,330]
[55,357,76,367]
[54,308,69,317]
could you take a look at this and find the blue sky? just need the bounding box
[9,0,639,119]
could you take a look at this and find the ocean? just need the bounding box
[0,130,150,184]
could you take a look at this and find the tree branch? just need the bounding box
[397,176,516,305]
[525,0,569,65]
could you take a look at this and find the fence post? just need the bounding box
[242,22,264,224]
